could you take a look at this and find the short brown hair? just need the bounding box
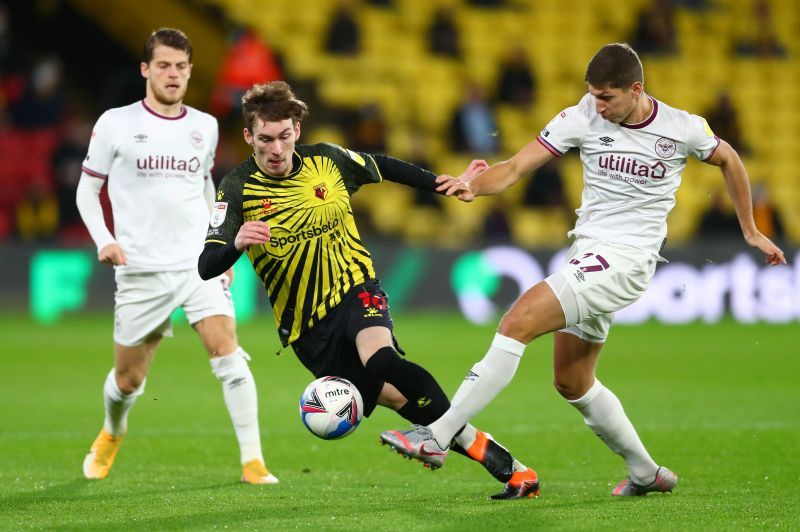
[585,43,643,89]
[143,28,193,64]
[241,81,309,131]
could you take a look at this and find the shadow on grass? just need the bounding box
[0,476,241,514]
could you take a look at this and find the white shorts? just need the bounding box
[545,237,657,343]
[113,269,235,346]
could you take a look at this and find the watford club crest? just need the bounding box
[313,182,327,200]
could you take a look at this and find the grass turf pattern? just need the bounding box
[1,313,797,529]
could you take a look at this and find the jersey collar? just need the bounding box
[621,96,658,129]
[141,99,187,120]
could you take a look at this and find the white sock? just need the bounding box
[429,333,525,448]
[103,367,145,437]
[453,424,527,473]
[568,379,659,484]
[210,347,263,465]
[453,423,478,450]
[512,458,527,473]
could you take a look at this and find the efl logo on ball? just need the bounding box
[299,376,363,440]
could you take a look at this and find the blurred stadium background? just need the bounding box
[2,1,799,528]
[1,0,798,324]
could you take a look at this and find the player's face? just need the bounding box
[244,118,301,176]
[588,83,640,124]
[141,45,192,106]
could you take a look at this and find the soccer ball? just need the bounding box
[299,376,364,440]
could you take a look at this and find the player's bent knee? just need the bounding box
[553,376,591,401]
[197,316,238,356]
[553,379,575,400]
[497,311,536,344]
[115,370,146,395]
[363,346,400,374]
[207,341,238,358]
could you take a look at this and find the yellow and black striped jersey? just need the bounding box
[205,143,382,345]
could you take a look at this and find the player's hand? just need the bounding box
[744,230,787,266]
[435,174,475,202]
[224,267,234,286]
[235,220,271,251]
[98,243,127,266]
[435,160,488,202]
[461,159,489,181]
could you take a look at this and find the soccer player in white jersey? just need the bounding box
[381,43,786,496]
[75,28,277,485]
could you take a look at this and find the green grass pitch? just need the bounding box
[1,313,797,529]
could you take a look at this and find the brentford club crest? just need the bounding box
[655,137,676,158]
[313,183,327,200]
[190,130,204,150]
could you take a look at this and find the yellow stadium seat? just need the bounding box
[510,207,571,249]
[208,0,800,245]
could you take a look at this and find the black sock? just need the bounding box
[366,346,450,425]
[451,438,515,483]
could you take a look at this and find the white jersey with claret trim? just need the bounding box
[82,100,218,272]
[537,92,719,258]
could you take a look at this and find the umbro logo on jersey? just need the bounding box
[134,134,148,143]
[599,136,615,146]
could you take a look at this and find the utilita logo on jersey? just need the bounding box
[597,154,666,185]
[136,155,201,179]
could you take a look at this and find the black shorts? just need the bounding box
[291,279,402,417]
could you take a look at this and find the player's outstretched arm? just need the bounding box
[436,139,554,201]
[371,154,444,192]
[705,140,787,266]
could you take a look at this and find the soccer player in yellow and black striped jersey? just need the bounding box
[198,81,539,498]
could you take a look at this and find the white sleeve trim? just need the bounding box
[76,173,116,251]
